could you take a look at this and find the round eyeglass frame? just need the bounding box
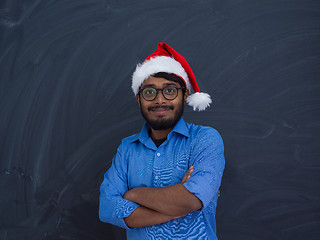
[139,87,185,101]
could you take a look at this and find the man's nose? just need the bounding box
[154,90,166,104]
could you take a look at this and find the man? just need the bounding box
[99,42,225,239]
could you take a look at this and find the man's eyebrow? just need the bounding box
[164,83,178,87]
[141,84,156,88]
[141,82,178,88]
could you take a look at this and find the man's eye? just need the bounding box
[165,88,176,94]
[144,89,155,95]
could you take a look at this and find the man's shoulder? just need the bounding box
[120,133,140,145]
[115,133,140,153]
[186,123,224,152]
[186,122,222,140]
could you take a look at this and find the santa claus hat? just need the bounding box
[132,42,212,111]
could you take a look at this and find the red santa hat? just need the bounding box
[132,42,212,111]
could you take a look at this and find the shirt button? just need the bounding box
[157,153,161,156]
[155,176,159,179]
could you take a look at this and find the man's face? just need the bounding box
[136,76,189,130]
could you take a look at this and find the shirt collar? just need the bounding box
[169,117,190,138]
[130,117,189,144]
[128,118,190,147]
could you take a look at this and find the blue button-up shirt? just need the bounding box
[99,118,225,239]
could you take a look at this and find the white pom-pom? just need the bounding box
[187,92,212,111]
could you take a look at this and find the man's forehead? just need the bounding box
[141,76,181,88]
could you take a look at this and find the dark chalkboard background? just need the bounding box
[1,0,320,239]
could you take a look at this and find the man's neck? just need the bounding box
[149,128,172,141]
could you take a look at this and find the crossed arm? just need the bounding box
[123,166,203,228]
[100,129,225,230]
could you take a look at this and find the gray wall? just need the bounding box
[1,0,319,239]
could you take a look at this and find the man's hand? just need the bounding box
[181,166,194,184]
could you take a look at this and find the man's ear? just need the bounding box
[184,89,189,104]
[136,94,141,108]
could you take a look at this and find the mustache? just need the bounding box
[148,105,174,111]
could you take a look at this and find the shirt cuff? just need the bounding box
[183,178,212,209]
[115,199,140,229]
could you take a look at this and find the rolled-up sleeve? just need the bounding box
[183,128,225,209]
[99,143,140,229]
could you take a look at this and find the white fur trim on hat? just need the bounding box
[132,56,191,95]
[187,92,212,111]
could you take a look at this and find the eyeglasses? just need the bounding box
[139,86,185,101]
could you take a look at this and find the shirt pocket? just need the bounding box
[127,153,154,189]
[173,151,190,183]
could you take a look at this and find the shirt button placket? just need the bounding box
[154,152,161,187]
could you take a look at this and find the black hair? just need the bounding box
[152,72,186,93]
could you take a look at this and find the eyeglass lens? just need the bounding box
[142,87,178,101]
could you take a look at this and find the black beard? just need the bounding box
[140,100,184,130]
